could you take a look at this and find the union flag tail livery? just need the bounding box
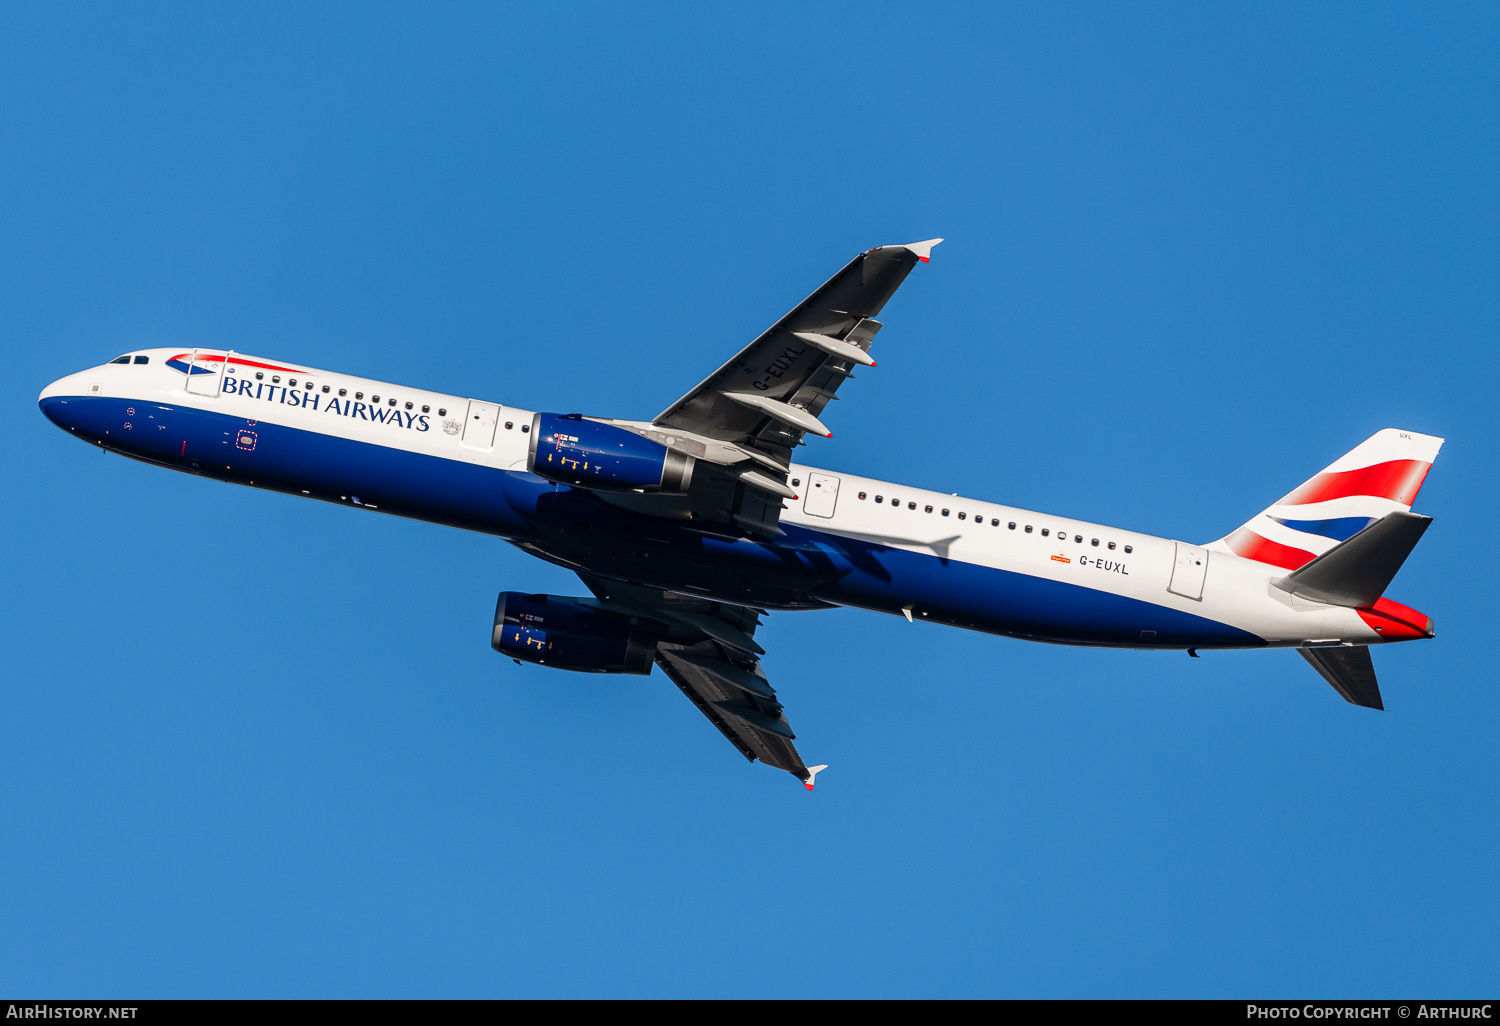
[37,240,1445,786]
[1211,429,1444,571]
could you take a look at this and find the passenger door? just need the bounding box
[462,399,500,449]
[1168,542,1209,600]
[184,349,232,397]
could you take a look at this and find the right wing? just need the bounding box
[577,573,827,788]
[586,240,940,539]
[654,239,942,459]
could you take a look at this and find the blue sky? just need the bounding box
[2,3,1497,997]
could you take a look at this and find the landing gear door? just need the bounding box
[184,349,231,397]
[1168,542,1209,600]
[462,399,500,449]
[802,473,840,518]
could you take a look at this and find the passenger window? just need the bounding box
[925,505,933,513]
[256,373,264,380]
[791,479,801,487]
[1025,525,1033,533]
[1091,538,1099,546]
[1008,522,1016,529]
[404,401,412,409]
[322,385,330,393]
[858,492,867,500]
[941,509,950,517]
[1124,545,1133,553]
[289,379,297,386]
[1108,542,1116,550]
[272,376,281,384]
[134,355,149,365]
[339,389,346,396]
[991,518,999,526]
[957,512,966,520]
[1041,529,1049,537]
[890,497,899,506]
[875,496,883,503]
[371,395,380,403]
[522,424,530,433]
[1074,535,1083,543]
[438,408,446,416]
[355,392,364,400]
[422,405,430,413]
[305,382,313,390]
[504,421,513,429]
[908,502,916,510]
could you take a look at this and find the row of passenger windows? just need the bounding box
[854,490,1133,553]
[119,355,483,423]
[246,371,446,416]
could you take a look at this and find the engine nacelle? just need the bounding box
[528,413,694,493]
[491,592,658,675]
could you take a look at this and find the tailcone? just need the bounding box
[1357,597,1434,641]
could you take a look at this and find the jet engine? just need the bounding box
[491,591,659,674]
[528,413,694,494]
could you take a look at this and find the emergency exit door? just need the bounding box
[802,473,840,518]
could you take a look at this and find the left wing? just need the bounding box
[578,573,827,789]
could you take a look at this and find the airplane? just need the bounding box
[37,239,1441,789]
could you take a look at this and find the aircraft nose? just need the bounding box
[38,371,90,431]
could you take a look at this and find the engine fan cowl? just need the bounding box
[527,413,693,494]
[492,591,658,675]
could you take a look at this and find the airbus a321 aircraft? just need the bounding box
[39,240,1442,788]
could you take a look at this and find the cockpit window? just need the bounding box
[111,356,131,364]
[133,355,149,365]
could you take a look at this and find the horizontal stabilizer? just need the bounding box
[1299,646,1384,710]
[1275,511,1432,608]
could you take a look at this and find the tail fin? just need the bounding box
[1208,429,1444,571]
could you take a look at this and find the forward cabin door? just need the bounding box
[1168,542,1209,600]
[184,349,232,397]
[462,399,500,449]
[802,473,840,518]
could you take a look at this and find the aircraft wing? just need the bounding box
[577,573,826,788]
[654,239,940,457]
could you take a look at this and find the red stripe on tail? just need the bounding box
[1224,528,1317,570]
[1280,460,1431,507]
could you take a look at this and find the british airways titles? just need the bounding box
[221,372,432,432]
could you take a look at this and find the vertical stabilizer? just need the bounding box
[1208,429,1443,571]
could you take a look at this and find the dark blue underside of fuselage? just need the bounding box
[42,395,1265,649]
